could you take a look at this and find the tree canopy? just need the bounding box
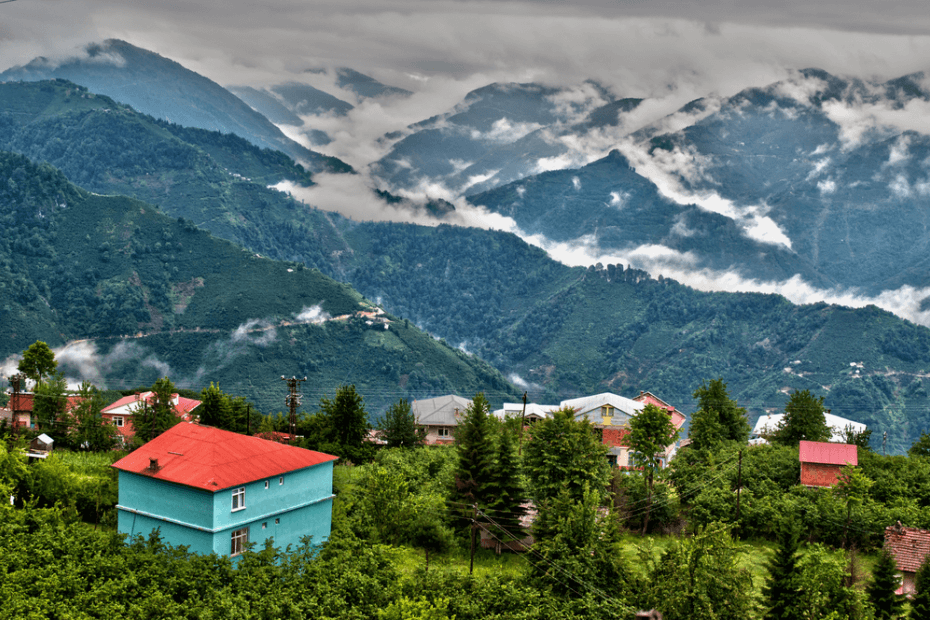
[523,406,611,505]
[377,398,425,449]
[688,379,750,452]
[17,340,57,385]
[773,389,830,445]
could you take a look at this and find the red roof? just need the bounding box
[112,423,337,491]
[799,440,858,466]
[633,391,687,429]
[886,525,930,573]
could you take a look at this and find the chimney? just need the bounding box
[147,457,161,472]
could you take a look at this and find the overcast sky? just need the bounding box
[3,0,930,101]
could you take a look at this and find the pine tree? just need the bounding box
[764,519,802,620]
[485,426,526,540]
[199,383,233,429]
[868,548,904,620]
[911,553,930,620]
[451,393,496,511]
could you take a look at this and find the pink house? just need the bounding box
[102,392,201,443]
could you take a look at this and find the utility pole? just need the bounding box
[735,449,743,538]
[9,374,23,435]
[281,376,307,437]
[470,503,477,575]
[518,391,527,456]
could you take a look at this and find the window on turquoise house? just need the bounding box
[279,476,284,485]
[231,527,249,556]
[232,487,245,511]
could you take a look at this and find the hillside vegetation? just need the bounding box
[0,150,517,412]
[5,81,930,449]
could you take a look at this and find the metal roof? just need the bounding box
[412,395,473,426]
[111,422,337,492]
[560,392,643,418]
[798,440,858,466]
[752,413,866,442]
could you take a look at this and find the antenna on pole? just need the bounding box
[281,376,307,438]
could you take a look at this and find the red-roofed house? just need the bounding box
[885,524,930,595]
[799,440,858,487]
[112,423,338,559]
[102,392,201,443]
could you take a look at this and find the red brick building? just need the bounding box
[798,440,857,487]
[885,524,930,595]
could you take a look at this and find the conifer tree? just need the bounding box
[199,383,233,429]
[763,519,802,620]
[868,548,904,620]
[486,426,526,538]
[689,378,750,452]
[911,553,930,620]
[451,393,495,511]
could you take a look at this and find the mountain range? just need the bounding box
[4,44,930,452]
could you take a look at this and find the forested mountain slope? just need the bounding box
[0,80,351,271]
[0,151,517,412]
[5,80,930,451]
[0,40,350,173]
[468,69,930,295]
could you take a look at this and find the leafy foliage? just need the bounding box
[17,340,57,384]
[378,398,426,449]
[688,378,750,452]
[773,389,831,445]
[523,406,611,505]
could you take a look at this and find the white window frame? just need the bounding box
[437,427,451,438]
[230,527,249,556]
[231,487,245,512]
[264,480,269,490]
[113,416,124,427]
[279,476,284,486]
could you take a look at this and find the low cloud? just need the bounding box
[515,232,930,328]
[0,340,175,391]
[295,305,331,324]
[618,138,793,249]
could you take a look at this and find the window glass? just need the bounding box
[231,487,245,511]
[230,527,249,556]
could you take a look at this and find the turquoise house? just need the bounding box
[112,422,338,558]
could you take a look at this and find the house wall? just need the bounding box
[117,471,214,531]
[119,462,336,559]
[800,462,843,487]
[118,511,215,555]
[211,462,335,556]
[213,499,335,557]
[424,426,455,445]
